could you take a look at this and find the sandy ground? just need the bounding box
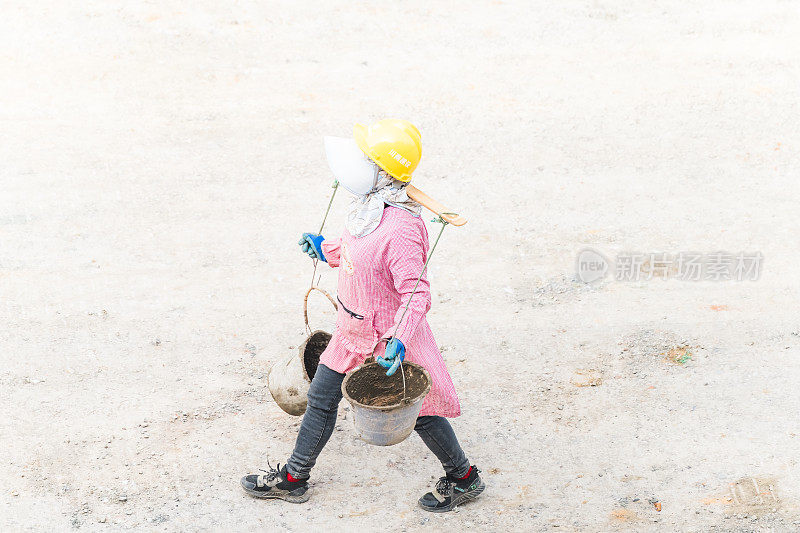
[2,1,800,531]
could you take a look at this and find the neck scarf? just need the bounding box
[345,167,421,238]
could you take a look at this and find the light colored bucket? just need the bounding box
[268,287,337,416]
[341,361,431,446]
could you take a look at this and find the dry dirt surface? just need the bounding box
[2,1,800,531]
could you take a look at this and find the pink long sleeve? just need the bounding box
[382,221,431,345]
[318,207,460,417]
[321,237,341,268]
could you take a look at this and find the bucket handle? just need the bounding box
[304,286,338,333]
[364,337,387,365]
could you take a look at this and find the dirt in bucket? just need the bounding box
[303,331,331,381]
[345,363,429,408]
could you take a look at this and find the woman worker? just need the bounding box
[241,119,484,512]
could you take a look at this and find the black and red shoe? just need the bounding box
[240,462,309,503]
[418,466,485,512]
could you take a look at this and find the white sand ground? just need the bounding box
[2,1,800,531]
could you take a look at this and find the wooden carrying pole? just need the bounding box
[405,185,467,226]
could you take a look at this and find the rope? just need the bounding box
[390,215,451,400]
[306,180,339,334]
[308,180,339,288]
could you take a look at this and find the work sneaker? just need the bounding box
[418,466,485,513]
[240,463,310,503]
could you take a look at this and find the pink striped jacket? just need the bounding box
[319,206,461,417]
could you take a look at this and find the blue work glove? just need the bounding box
[376,337,406,377]
[298,233,326,262]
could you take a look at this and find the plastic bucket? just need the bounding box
[341,361,431,446]
[268,287,337,416]
[268,329,330,415]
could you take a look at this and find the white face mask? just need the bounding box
[324,136,379,197]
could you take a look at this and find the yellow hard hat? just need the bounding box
[353,119,422,182]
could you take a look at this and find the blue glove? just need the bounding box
[376,338,405,377]
[298,233,326,262]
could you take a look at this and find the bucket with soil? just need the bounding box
[341,360,431,446]
[268,287,337,416]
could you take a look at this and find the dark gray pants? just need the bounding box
[286,364,470,480]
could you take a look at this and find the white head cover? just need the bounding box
[324,136,421,237]
[324,136,378,195]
